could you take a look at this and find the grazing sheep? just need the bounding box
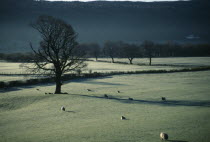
[162,97,166,101]
[61,106,65,111]
[118,91,120,93]
[121,116,126,120]
[128,98,133,100]
[104,94,108,98]
[87,89,92,91]
[160,132,168,140]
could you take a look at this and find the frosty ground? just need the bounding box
[0,58,210,142]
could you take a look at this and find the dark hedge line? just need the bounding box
[0,73,104,89]
[1,66,210,89]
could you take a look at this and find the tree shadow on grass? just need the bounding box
[79,80,125,86]
[64,77,125,86]
[167,140,188,142]
[65,110,76,113]
[0,95,51,111]
[0,76,122,93]
[0,87,22,93]
[0,82,55,93]
[67,93,210,107]
[122,99,210,107]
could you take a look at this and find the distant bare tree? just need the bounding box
[142,40,155,66]
[25,15,86,94]
[103,41,121,63]
[90,43,101,61]
[77,43,91,57]
[122,43,141,64]
[77,43,100,61]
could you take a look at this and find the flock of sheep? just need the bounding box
[59,88,169,141]
[36,88,168,140]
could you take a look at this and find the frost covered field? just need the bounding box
[98,57,210,66]
[0,57,210,142]
[0,58,184,82]
[1,57,210,82]
[1,57,210,73]
[1,70,210,141]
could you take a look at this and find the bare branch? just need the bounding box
[24,15,86,94]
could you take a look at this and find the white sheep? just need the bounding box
[61,106,65,111]
[160,132,168,140]
[121,116,126,120]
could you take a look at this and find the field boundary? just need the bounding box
[96,59,201,67]
[1,66,210,89]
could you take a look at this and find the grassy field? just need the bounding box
[1,57,210,74]
[0,59,187,74]
[1,70,210,142]
[2,57,210,82]
[98,57,210,66]
[0,58,186,82]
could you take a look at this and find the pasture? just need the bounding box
[1,57,210,82]
[96,57,210,66]
[0,57,210,142]
[0,58,184,82]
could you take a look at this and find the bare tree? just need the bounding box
[26,15,86,94]
[122,43,141,64]
[90,43,100,61]
[77,43,100,61]
[142,40,155,66]
[103,41,121,63]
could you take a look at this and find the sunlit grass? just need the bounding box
[0,71,210,142]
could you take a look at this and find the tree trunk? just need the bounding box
[149,57,152,66]
[111,57,115,63]
[128,58,133,64]
[55,73,62,94]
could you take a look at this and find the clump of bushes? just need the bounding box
[0,52,35,62]
[0,81,6,88]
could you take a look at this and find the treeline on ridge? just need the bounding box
[0,41,210,63]
[80,41,210,64]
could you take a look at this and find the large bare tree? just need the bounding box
[28,15,86,94]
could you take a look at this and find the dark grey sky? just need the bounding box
[0,0,209,53]
[46,0,189,1]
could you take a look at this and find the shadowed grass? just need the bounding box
[0,95,51,111]
[168,140,188,142]
[65,93,210,107]
[0,71,210,142]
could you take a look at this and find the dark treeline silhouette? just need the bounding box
[1,41,210,64]
[0,52,35,62]
[78,43,101,61]
[79,41,210,64]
